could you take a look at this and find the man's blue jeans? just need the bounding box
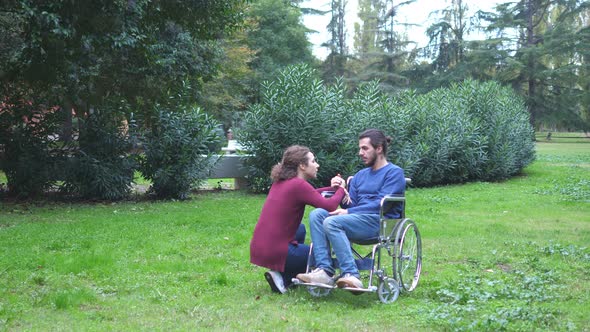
[309,209,380,277]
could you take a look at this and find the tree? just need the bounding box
[477,0,590,130]
[425,0,471,72]
[353,0,382,56]
[0,0,246,198]
[199,24,256,131]
[409,0,478,91]
[412,0,589,131]
[246,0,315,98]
[349,0,415,93]
[321,0,349,81]
[0,0,246,119]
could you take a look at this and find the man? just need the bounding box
[296,128,405,290]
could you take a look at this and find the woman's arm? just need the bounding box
[299,182,345,211]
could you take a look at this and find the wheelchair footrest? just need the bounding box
[291,278,377,293]
[291,278,336,289]
[340,286,377,293]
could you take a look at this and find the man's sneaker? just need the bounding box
[296,268,334,286]
[264,270,287,294]
[336,273,363,290]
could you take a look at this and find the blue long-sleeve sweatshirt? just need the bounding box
[342,162,405,218]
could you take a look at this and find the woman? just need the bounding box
[250,145,347,294]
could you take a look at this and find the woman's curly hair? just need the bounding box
[270,145,311,182]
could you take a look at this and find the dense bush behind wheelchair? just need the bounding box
[292,178,422,304]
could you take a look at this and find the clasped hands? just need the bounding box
[329,173,351,215]
[330,173,346,188]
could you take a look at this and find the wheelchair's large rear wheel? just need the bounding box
[394,219,422,292]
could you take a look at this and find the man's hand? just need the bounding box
[329,208,348,215]
[341,187,351,205]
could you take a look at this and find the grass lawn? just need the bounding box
[1,140,589,331]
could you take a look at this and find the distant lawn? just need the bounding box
[0,139,589,330]
[0,170,234,192]
[132,171,235,190]
[535,130,590,143]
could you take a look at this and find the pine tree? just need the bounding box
[322,0,349,82]
[425,0,471,71]
[349,0,415,93]
[479,0,589,129]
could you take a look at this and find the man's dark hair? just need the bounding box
[359,128,392,155]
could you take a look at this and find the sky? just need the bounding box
[301,0,502,59]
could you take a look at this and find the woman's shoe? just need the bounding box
[264,270,287,294]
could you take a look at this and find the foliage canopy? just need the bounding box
[0,0,245,199]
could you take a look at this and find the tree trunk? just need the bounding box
[60,101,73,143]
[526,0,537,126]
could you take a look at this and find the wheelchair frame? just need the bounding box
[292,179,422,304]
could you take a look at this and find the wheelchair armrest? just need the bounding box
[380,195,405,219]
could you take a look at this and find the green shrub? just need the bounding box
[343,83,486,186]
[457,80,536,180]
[239,65,358,192]
[140,107,220,199]
[0,94,63,198]
[348,81,534,185]
[345,86,420,176]
[240,66,535,188]
[61,110,137,200]
[394,89,485,186]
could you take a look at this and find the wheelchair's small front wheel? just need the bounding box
[378,277,400,303]
[394,219,422,292]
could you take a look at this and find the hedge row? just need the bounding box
[1,64,535,198]
[0,102,220,200]
[239,64,535,191]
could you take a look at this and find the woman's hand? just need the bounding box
[330,173,346,188]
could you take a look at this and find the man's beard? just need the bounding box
[365,154,376,167]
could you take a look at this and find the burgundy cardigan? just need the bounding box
[250,177,345,272]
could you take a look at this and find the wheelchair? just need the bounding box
[291,178,422,304]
